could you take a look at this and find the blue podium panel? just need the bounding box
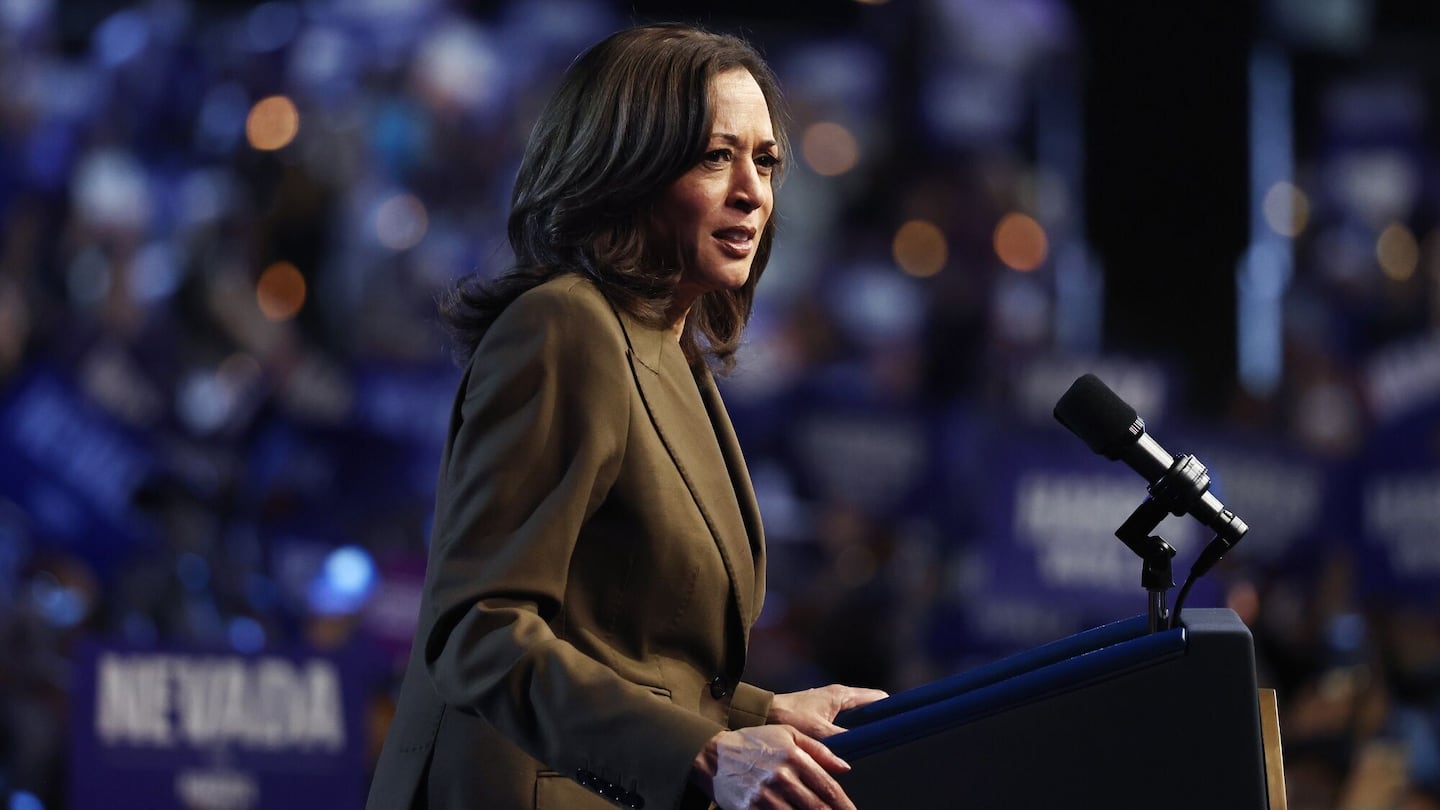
[829,609,1269,810]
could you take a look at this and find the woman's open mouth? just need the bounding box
[713,227,755,258]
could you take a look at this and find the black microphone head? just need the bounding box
[1053,374,1145,459]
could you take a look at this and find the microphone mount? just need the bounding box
[1116,499,1175,634]
[1114,453,1214,632]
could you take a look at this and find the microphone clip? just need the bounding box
[1116,497,1177,633]
[1114,452,1218,633]
[1148,454,1212,517]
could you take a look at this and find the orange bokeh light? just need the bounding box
[993,212,1048,272]
[892,220,947,277]
[801,122,860,177]
[1377,223,1418,282]
[246,95,300,151]
[256,260,306,321]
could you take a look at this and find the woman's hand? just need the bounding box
[690,684,888,808]
[692,724,856,810]
[767,685,890,739]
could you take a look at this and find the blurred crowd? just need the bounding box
[2,0,1440,808]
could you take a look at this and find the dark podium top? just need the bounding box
[828,608,1270,809]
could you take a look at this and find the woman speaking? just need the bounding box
[367,23,886,810]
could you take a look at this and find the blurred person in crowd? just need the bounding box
[367,23,885,810]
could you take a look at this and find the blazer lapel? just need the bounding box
[618,315,759,644]
[695,368,765,618]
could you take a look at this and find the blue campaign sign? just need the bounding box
[1355,398,1440,603]
[1177,430,1332,568]
[351,363,457,448]
[784,401,937,520]
[68,640,372,810]
[236,363,458,527]
[0,366,157,566]
[952,427,1222,651]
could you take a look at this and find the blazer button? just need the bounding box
[709,675,730,699]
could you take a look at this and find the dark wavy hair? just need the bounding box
[438,23,788,369]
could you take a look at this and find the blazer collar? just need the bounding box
[623,311,669,376]
[614,309,763,644]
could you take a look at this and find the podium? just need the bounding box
[828,608,1282,809]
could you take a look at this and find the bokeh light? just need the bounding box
[245,95,300,151]
[195,83,251,153]
[0,0,51,35]
[177,552,210,592]
[802,121,860,177]
[245,2,301,53]
[72,148,152,230]
[993,212,1048,272]
[308,545,378,616]
[218,351,262,387]
[1377,222,1419,281]
[256,260,306,320]
[892,220,948,277]
[177,369,232,434]
[228,616,267,653]
[375,193,429,250]
[413,21,502,115]
[1263,180,1310,238]
[129,241,182,303]
[30,570,86,628]
[94,9,149,68]
[290,26,354,90]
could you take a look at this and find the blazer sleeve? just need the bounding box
[421,282,724,808]
[729,681,772,729]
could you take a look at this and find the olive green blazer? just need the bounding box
[366,275,772,810]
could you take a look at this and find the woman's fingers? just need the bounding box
[700,725,858,810]
[833,686,889,711]
[790,733,856,810]
[795,731,850,774]
[755,756,849,810]
[769,685,890,738]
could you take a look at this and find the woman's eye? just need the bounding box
[756,154,781,171]
[704,149,732,163]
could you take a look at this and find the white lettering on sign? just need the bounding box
[96,654,173,745]
[1366,474,1440,534]
[95,653,345,751]
[1364,335,1440,421]
[1013,473,1199,590]
[1365,474,1440,575]
[175,768,259,810]
[799,415,925,512]
[1194,449,1319,560]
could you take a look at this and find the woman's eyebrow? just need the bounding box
[710,132,779,151]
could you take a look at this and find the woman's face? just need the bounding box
[657,68,779,305]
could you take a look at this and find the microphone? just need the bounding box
[1053,374,1248,559]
